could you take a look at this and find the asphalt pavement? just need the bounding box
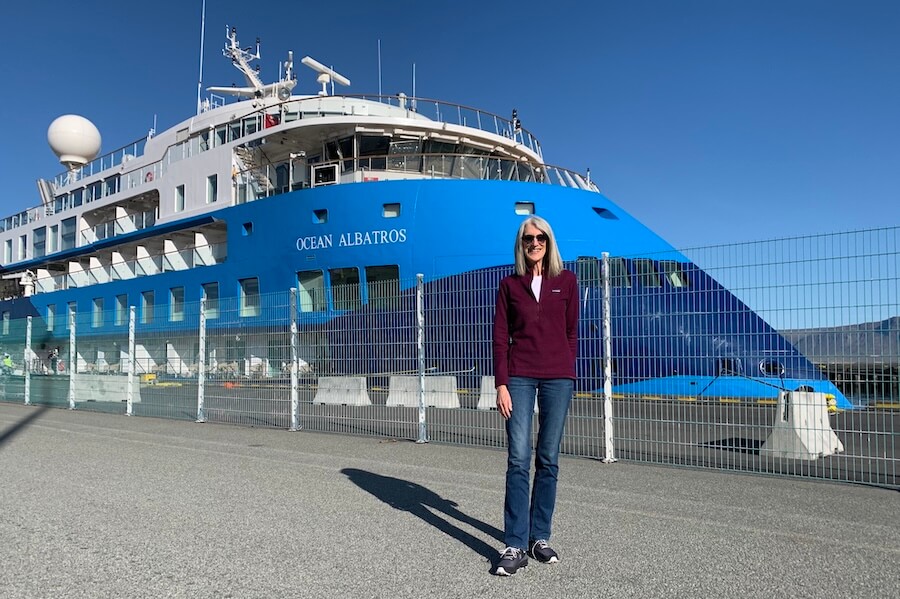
[0,402,897,599]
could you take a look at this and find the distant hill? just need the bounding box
[782,316,900,365]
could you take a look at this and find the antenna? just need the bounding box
[411,62,417,112]
[196,0,207,115]
[300,56,351,96]
[378,40,382,97]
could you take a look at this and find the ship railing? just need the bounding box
[31,241,227,293]
[51,138,149,190]
[331,94,543,159]
[80,210,158,246]
[233,152,598,203]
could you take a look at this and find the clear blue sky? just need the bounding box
[2,0,897,249]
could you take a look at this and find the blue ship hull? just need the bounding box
[0,179,851,408]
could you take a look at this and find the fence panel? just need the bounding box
[2,227,895,488]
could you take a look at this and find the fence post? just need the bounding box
[600,252,617,463]
[196,297,207,423]
[68,308,76,410]
[416,273,428,444]
[24,316,31,406]
[126,306,135,416]
[289,288,300,431]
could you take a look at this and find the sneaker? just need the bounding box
[528,539,559,563]
[495,547,528,576]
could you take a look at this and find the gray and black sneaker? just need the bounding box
[495,547,528,576]
[528,539,559,563]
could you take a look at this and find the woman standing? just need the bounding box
[492,216,579,576]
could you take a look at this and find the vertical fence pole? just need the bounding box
[24,316,31,406]
[600,253,617,463]
[416,273,428,444]
[68,308,76,410]
[196,298,207,423]
[289,288,301,431]
[126,306,135,416]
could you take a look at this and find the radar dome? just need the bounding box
[48,115,102,167]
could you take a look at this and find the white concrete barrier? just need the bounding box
[761,391,844,460]
[72,374,142,403]
[476,376,537,412]
[386,375,460,409]
[313,377,371,406]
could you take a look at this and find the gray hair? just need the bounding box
[513,215,564,277]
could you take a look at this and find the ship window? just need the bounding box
[324,136,354,172]
[175,185,185,212]
[2,312,8,335]
[239,277,260,317]
[383,203,400,218]
[88,181,103,202]
[49,225,58,253]
[575,257,599,286]
[634,259,661,288]
[759,359,786,377]
[592,207,618,220]
[388,139,422,172]
[297,270,326,313]
[313,209,328,224]
[170,287,185,322]
[608,257,631,288]
[207,175,218,204]
[423,140,457,176]
[18,235,26,261]
[202,282,219,319]
[330,268,361,311]
[104,175,120,196]
[242,222,253,236]
[46,304,55,331]
[243,115,260,136]
[717,358,743,375]
[365,265,400,310]
[359,135,390,170]
[3,239,11,263]
[92,298,104,328]
[33,226,46,259]
[71,188,83,208]
[660,261,689,288]
[215,125,228,146]
[115,295,127,326]
[60,217,77,251]
[140,291,154,324]
[514,202,534,216]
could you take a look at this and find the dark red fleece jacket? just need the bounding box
[492,269,579,387]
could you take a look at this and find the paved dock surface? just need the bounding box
[1,403,897,599]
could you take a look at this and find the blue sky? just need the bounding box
[2,0,897,249]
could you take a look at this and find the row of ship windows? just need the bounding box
[575,256,690,288]
[0,265,401,334]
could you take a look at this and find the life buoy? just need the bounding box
[145,171,154,183]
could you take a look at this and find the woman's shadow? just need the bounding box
[341,468,503,561]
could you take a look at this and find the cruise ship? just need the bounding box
[0,27,852,409]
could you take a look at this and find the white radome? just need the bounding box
[48,114,102,167]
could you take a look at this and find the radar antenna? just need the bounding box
[206,26,296,100]
[301,56,351,96]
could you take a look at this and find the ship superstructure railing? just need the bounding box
[233,152,597,204]
[31,241,227,295]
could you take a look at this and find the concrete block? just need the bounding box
[761,391,844,460]
[313,376,371,406]
[386,375,460,409]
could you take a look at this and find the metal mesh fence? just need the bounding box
[0,227,896,488]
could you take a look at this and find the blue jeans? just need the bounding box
[504,376,573,549]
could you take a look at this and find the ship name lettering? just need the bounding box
[295,234,334,251]
[338,228,407,247]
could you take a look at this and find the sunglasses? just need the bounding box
[522,234,548,244]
